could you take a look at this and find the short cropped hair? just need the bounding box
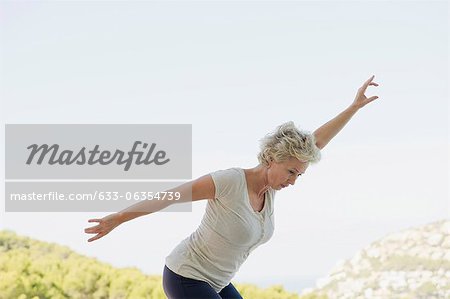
[257,121,321,166]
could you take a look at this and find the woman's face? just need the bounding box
[267,157,309,190]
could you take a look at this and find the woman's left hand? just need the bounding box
[351,75,379,110]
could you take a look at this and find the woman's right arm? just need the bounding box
[84,174,216,242]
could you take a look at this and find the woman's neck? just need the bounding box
[244,164,270,198]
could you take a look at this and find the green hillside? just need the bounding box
[0,230,322,299]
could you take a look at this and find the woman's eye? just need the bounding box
[289,170,303,177]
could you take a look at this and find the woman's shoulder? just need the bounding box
[210,167,243,179]
[209,167,245,199]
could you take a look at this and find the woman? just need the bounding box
[85,75,379,298]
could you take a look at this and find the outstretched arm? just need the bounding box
[84,174,215,242]
[313,75,379,150]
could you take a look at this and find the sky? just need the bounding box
[0,0,448,294]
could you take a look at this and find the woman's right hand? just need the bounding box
[84,213,122,242]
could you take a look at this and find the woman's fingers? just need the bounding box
[360,76,374,91]
[358,77,379,96]
[85,219,104,233]
[88,233,104,242]
[366,75,375,83]
[84,226,99,233]
[362,75,374,89]
[85,214,119,242]
[85,219,101,232]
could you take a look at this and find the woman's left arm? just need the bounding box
[313,75,379,150]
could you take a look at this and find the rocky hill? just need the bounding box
[301,219,450,299]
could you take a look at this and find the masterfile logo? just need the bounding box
[26,141,170,171]
[5,124,192,212]
[6,124,191,179]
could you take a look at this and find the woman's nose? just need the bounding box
[288,177,297,185]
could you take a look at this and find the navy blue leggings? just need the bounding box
[163,265,243,299]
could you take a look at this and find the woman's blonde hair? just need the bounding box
[257,121,321,166]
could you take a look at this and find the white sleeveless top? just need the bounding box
[165,167,276,292]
